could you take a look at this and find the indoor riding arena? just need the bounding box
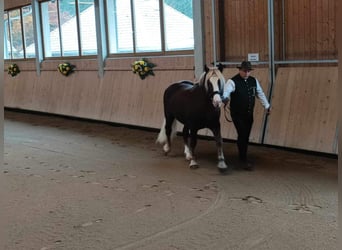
[1,1,338,250]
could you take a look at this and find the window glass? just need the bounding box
[78,0,97,55]
[4,6,36,59]
[163,0,193,51]
[106,0,193,55]
[4,0,194,59]
[4,12,11,59]
[41,1,61,57]
[133,0,161,52]
[22,5,35,58]
[59,0,79,56]
[9,9,24,59]
[41,0,97,58]
[108,0,134,53]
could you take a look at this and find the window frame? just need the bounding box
[39,0,98,60]
[105,0,194,58]
[4,4,35,60]
[4,0,194,62]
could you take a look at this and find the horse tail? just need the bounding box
[156,118,177,144]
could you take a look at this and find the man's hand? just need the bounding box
[266,107,271,115]
[222,97,229,106]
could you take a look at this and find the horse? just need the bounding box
[156,64,230,173]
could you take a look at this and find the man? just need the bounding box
[223,61,271,170]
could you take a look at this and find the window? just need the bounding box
[4,0,194,60]
[4,5,35,59]
[163,0,193,51]
[40,0,97,58]
[106,0,194,55]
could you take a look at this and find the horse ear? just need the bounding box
[204,64,209,73]
[217,63,224,72]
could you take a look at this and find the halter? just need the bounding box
[199,67,225,99]
[210,90,222,99]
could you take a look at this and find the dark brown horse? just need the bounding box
[156,65,230,173]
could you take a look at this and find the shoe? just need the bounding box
[243,161,254,171]
[239,160,254,171]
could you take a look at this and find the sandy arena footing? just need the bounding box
[1,110,338,250]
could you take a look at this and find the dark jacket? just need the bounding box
[230,74,257,116]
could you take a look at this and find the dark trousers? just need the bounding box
[231,114,254,161]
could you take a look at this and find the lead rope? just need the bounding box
[223,102,232,122]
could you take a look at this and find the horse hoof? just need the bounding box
[163,144,170,154]
[190,164,199,169]
[189,160,199,169]
[217,161,230,173]
[217,164,232,174]
[218,167,230,174]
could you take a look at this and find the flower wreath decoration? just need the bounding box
[8,63,20,77]
[58,62,76,76]
[131,58,156,80]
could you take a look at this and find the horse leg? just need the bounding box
[182,126,192,160]
[211,126,230,173]
[188,129,199,169]
[163,116,175,155]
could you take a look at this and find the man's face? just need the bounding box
[239,69,252,79]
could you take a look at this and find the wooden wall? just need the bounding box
[220,66,338,154]
[7,62,337,154]
[5,56,195,130]
[5,0,30,10]
[217,0,337,61]
[278,0,337,60]
[218,0,269,62]
[264,67,338,154]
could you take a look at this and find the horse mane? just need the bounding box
[198,66,226,93]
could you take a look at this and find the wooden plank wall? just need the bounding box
[4,57,195,130]
[213,0,337,154]
[281,0,337,60]
[264,67,338,154]
[202,0,217,65]
[219,0,269,62]
[219,0,337,61]
[5,0,30,10]
[4,62,338,155]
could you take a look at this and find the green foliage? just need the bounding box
[58,62,76,76]
[131,58,156,80]
[8,64,20,77]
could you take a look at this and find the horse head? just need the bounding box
[200,64,226,108]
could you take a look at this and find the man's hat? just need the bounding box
[237,61,253,70]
